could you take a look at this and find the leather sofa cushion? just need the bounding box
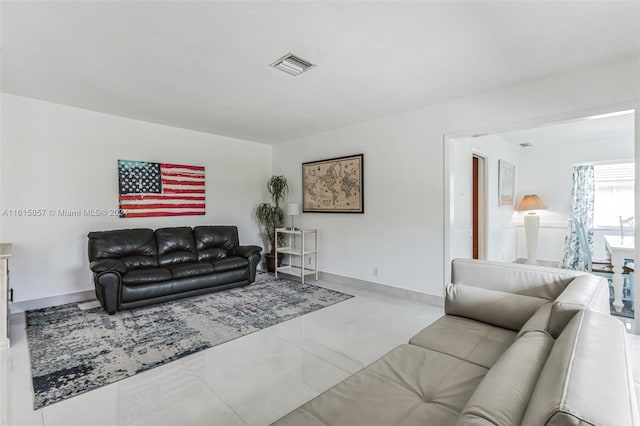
[457,331,554,426]
[90,259,127,274]
[445,284,548,331]
[518,274,611,339]
[194,226,239,251]
[451,258,581,301]
[198,248,228,262]
[273,344,487,426]
[170,262,215,279]
[121,268,172,285]
[88,228,158,269]
[155,227,197,266]
[211,256,249,272]
[409,315,517,369]
[121,269,248,303]
[522,310,639,426]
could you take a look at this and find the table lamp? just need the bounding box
[516,194,547,265]
[285,202,300,230]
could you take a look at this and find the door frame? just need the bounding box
[472,151,488,260]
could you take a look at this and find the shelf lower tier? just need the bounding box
[276,248,318,256]
[276,265,317,277]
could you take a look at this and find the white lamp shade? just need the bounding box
[285,203,301,216]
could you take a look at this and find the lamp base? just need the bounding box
[523,213,540,265]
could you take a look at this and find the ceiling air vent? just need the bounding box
[520,142,533,147]
[270,53,316,76]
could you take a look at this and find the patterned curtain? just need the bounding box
[561,165,595,270]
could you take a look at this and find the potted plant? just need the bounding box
[256,175,288,272]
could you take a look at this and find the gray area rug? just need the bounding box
[26,273,353,409]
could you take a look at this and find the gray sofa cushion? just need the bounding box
[409,315,517,369]
[518,274,611,338]
[445,284,548,331]
[457,330,554,426]
[274,344,488,426]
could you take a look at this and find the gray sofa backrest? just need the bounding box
[519,274,610,338]
[446,259,603,332]
[450,258,583,299]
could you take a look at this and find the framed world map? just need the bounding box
[302,154,364,213]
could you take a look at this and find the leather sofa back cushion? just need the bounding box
[194,226,239,251]
[457,331,553,426]
[156,227,197,266]
[445,284,548,331]
[518,274,611,339]
[198,248,228,262]
[88,228,158,269]
[522,310,639,426]
[451,258,581,301]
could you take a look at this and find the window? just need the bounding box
[593,162,635,228]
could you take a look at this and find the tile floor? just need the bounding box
[2,279,640,426]
[0,280,443,426]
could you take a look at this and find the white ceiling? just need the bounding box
[497,111,635,147]
[2,1,639,144]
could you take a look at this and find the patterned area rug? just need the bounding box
[26,273,353,409]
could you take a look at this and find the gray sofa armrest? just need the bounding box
[522,310,639,425]
[90,259,128,274]
[231,245,262,258]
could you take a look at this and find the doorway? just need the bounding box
[472,153,487,260]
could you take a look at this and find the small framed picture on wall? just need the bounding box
[498,160,515,207]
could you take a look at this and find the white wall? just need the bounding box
[1,94,272,302]
[272,56,639,297]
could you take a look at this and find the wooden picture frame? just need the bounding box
[302,154,364,213]
[498,160,515,207]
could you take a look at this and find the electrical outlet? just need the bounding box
[373,266,380,277]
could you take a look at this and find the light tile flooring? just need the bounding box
[3,279,640,426]
[1,280,444,426]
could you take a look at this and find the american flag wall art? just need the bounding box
[118,160,205,218]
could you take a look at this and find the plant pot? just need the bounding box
[264,252,285,273]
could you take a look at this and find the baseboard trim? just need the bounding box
[318,271,444,308]
[10,290,96,314]
[9,272,444,316]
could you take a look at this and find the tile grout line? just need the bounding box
[262,326,359,376]
[185,370,251,426]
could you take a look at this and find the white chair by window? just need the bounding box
[573,216,634,317]
[619,215,635,239]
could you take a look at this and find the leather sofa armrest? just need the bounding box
[94,271,121,315]
[231,245,262,258]
[90,259,128,274]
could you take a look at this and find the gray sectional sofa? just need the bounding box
[273,259,638,426]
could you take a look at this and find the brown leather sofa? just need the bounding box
[273,259,638,426]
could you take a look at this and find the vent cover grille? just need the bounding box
[270,53,316,76]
